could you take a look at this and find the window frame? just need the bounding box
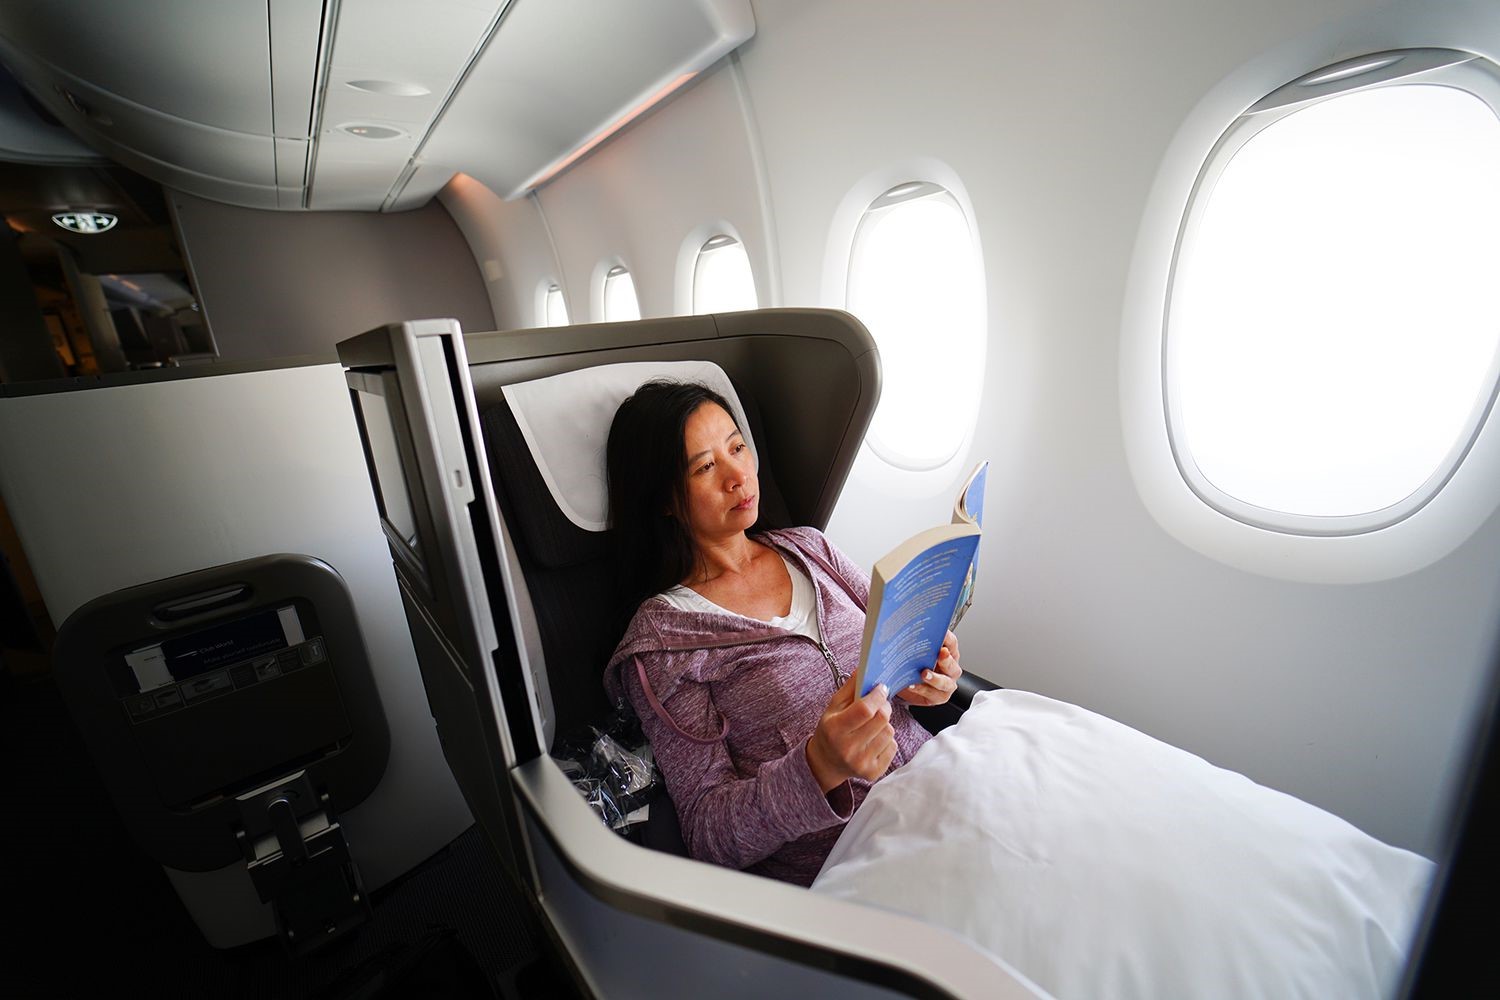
[845,180,986,473]
[601,263,641,323]
[1162,49,1500,536]
[537,280,569,328]
[691,234,759,315]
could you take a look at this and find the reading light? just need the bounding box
[337,123,405,140]
[52,212,117,234]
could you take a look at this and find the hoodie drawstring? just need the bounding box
[635,655,731,745]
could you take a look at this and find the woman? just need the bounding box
[603,379,962,886]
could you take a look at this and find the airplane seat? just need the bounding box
[337,313,1028,996]
[51,554,390,955]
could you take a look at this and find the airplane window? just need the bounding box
[542,282,569,327]
[1167,50,1500,534]
[847,182,984,471]
[692,235,758,313]
[603,265,641,323]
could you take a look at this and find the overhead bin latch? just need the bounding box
[234,771,370,956]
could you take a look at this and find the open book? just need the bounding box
[854,461,988,698]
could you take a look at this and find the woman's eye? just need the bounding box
[697,461,713,474]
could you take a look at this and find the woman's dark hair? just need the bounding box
[606,379,739,617]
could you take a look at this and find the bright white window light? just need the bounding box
[692,235,758,313]
[847,183,985,470]
[544,283,569,327]
[603,266,641,322]
[1168,78,1500,531]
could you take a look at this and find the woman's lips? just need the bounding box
[732,494,757,511]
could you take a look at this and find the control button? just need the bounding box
[125,693,158,721]
[230,663,257,689]
[278,648,303,671]
[299,637,327,666]
[153,687,184,711]
[253,655,282,682]
[181,670,233,702]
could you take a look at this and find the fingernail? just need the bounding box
[877,684,888,697]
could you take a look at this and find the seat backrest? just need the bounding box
[464,309,879,750]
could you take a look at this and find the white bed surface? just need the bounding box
[812,690,1433,1000]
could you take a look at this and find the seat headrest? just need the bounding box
[499,360,758,532]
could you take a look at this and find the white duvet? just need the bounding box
[811,690,1434,1000]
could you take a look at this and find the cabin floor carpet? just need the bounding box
[3,669,581,999]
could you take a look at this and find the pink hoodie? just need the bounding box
[604,526,932,886]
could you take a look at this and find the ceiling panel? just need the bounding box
[0,0,273,134]
[416,0,755,200]
[0,0,754,213]
[308,0,505,210]
[269,0,327,139]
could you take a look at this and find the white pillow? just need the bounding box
[812,690,1434,1000]
[501,360,755,531]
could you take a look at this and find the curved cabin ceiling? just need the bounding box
[0,0,754,212]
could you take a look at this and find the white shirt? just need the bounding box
[659,553,822,642]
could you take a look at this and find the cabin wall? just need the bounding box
[441,0,1500,857]
[534,63,772,326]
[438,176,558,333]
[740,0,1500,861]
[170,192,495,359]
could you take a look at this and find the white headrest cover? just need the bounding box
[500,360,756,532]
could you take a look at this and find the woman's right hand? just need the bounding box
[806,672,897,794]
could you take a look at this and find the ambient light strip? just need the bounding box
[520,72,698,194]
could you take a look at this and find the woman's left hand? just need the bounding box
[896,630,962,707]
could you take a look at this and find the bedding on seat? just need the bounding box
[810,689,1433,1000]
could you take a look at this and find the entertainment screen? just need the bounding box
[355,385,423,559]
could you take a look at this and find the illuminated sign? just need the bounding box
[52,212,117,234]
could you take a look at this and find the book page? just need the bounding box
[950,461,988,629]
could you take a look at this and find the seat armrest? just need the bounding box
[953,671,1001,709]
[908,672,1002,736]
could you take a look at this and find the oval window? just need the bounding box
[846,181,985,471]
[692,235,758,313]
[1167,50,1500,533]
[603,265,641,323]
[543,282,569,327]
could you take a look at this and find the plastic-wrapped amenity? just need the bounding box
[553,703,658,831]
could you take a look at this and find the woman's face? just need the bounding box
[678,401,758,544]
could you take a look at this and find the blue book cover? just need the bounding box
[855,459,987,698]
